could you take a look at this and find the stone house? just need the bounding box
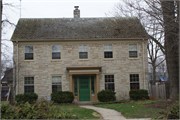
[11,7,149,101]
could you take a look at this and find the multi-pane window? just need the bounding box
[129,44,137,58]
[104,44,113,58]
[79,45,88,59]
[91,76,95,93]
[24,77,34,93]
[52,76,62,92]
[25,46,33,60]
[52,45,61,59]
[105,75,114,91]
[130,74,139,90]
[74,77,78,94]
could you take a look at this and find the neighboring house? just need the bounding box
[149,72,168,85]
[11,6,149,101]
[1,68,13,101]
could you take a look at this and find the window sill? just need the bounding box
[103,58,114,61]
[128,58,139,60]
[24,60,35,62]
[51,59,62,62]
[78,59,89,61]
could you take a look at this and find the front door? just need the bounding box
[79,76,90,101]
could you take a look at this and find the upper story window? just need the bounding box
[25,46,33,60]
[104,44,113,58]
[24,77,34,93]
[130,74,139,90]
[79,45,88,59]
[129,44,137,58]
[52,45,61,59]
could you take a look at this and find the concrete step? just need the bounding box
[76,101,97,105]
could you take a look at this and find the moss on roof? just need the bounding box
[11,17,148,40]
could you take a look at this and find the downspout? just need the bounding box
[142,39,146,89]
[17,41,19,94]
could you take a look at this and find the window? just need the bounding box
[129,44,137,58]
[104,44,113,58]
[52,45,61,59]
[130,74,139,90]
[79,45,88,59]
[74,77,78,94]
[91,76,95,93]
[105,75,114,91]
[52,76,62,92]
[24,77,34,93]
[25,46,33,60]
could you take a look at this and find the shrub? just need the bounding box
[97,90,116,102]
[129,89,149,100]
[51,91,74,103]
[15,93,38,103]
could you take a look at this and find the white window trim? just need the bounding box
[24,45,34,61]
[51,75,62,92]
[78,44,89,60]
[51,45,61,60]
[104,74,115,92]
[128,44,139,59]
[23,76,35,93]
[129,73,140,90]
[103,44,114,59]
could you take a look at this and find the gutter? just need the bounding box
[142,39,146,89]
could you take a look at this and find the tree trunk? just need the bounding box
[153,64,156,85]
[161,1,179,100]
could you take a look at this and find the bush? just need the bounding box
[15,93,38,103]
[51,91,74,103]
[97,90,116,102]
[129,89,149,100]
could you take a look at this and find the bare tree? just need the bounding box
[112,0,179,99]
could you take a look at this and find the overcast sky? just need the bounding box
[2,0,120,59]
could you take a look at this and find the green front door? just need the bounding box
[79,76,90,101]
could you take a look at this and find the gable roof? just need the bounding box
[11,17,148,40]
[1,68,13,84]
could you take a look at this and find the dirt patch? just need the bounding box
[143,100,177,110]
[92,112,103,119]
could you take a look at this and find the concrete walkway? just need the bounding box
[79,105,151,120]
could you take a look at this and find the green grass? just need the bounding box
[54,105,101,119]
[1,101,9,105]
[95,103,162,118]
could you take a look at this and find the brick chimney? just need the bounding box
[74,6,80,18]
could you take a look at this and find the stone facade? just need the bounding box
[13,39,148,100]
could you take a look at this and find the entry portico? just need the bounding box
[66,66,102,101]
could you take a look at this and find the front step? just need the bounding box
[76,101,97,105]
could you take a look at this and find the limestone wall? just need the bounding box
[13,40,148,100]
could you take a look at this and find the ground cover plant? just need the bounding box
[1,99,101,119]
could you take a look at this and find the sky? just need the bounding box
[2,0,120,61]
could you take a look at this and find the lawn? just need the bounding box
[1,101,9,105]
[55,105,101,119]
[94,100,163,118]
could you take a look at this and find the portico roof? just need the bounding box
[66,66,102,70]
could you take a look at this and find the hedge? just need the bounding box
[51,91,74,103]
[97,90,116,102]
[15,93,38,103]
[129,89,149,100]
